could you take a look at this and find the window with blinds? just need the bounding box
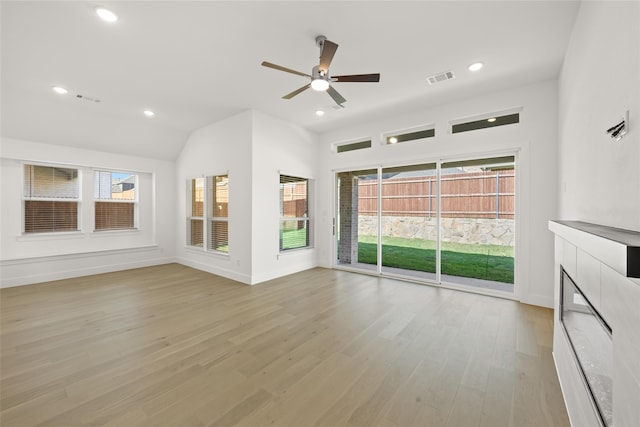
[187,177,204,247]
[207,175,229,253]
[23,164,80,233]
[279,175,311,251]
[94,170,137,231]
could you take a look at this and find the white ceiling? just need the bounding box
[1,1,580,160]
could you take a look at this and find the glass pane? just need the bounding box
[561,271,612,427]
[191,178,204,217]
[94,171,136,201]
[440,156,515,292]
[385,128,435,145]
[24,200,78,232]
[380,164,437,281]
[452,113,519,134]
[188,219,203,247]
[209,175,228,218]
[336,140,372,153]
[280,176,308,218]
[280,219,309,250]
[209,220,229,252]
[24,165,79,199]
[336,169,378,272]
[95,202,134,230]
[280,175,310,251]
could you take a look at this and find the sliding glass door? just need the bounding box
[335,155,515,294]
[380,164,437,280]
[440,156,515,292]
[336,169,379,272]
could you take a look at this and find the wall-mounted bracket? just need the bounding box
[606,110,629,142]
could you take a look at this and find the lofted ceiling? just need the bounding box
[1,1,580,160]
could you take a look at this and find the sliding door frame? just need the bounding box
[332,148,520,300]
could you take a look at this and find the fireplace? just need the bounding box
[560,268,613,427]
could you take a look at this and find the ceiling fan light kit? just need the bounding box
[261,34,380,107]
[310,66,329,91]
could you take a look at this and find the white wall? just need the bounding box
[175,110,318,285]
[558,1,640,232]
[250,110,319,284]
[0,137,176,287]
[316,80,559,307]
[175,111,254,284]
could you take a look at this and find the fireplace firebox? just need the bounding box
[560,268,613,427]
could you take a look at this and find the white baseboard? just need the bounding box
[250,262,318,285]
[1,255,176,288]
[520,293,554,308]
[176,257,252,284]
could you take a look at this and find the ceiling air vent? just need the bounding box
[75,93,101,103]
[426,70,455,85]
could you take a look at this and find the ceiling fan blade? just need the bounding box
[283,84,311,99]
[261,61,311,78]
[327,85,346,106]
[319,40,338,73]
[332,73,380,83]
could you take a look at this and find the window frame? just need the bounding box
[279,174,313,252]
[381,123,436,145]
[186,173,230,255]
[186,177,205,249]
[206,174,229,254]
[333,137,372,153]
[22,162,82,234]
[449,107,523,134]
[93,169,139,232]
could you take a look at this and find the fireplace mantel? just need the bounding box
[549,220,640,278]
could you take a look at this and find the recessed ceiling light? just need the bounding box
[468,62,484,72]
[52,86,68,94]
[96,7,118,23]
[143,110,155,117]
[389,137,398,144]
[315,110,325,116]
[487,117,497,123]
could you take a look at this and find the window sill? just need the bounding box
[17,231,84,241]
[278,246,314,257]
[184,246,230,259]
[92,228,140,237]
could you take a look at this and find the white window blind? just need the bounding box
[94,170,137,231]
[23,164,80,233]
[207,175,229,253]
[279,174,311,251]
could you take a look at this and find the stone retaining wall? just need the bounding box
[358,216,514,246]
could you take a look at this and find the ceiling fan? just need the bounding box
[261,35,380,107]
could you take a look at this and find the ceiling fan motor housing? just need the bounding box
[312,65,327,80]
[315,35,327,49]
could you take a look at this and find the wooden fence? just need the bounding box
[358,170,514,219]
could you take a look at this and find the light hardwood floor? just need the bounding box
[1,264,569,426]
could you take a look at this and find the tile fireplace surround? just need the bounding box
[549,220,640,427]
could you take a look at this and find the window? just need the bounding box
[187,178,204,247]
[335,139,372,153]
[187,174,229,252]
[451,112,520,134]
[384,126,435,145]
[207,175,229,253]
[94,170,137,231]
[23,164,80,233]
[279,175,311,251]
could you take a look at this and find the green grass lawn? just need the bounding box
[355,235,514,284]
[282,229,514,283]
[281,227,310,250]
